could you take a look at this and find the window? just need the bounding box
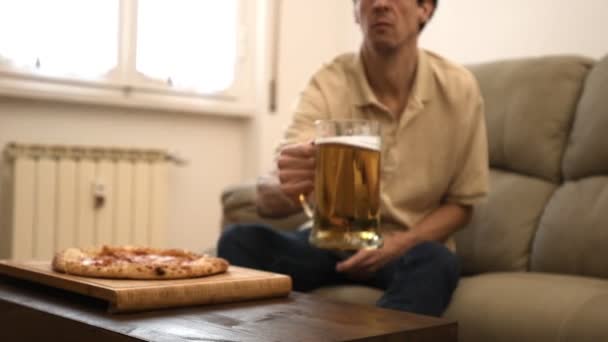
[0,0,118,78]
[136,0,238,93]
[0,0,257,115]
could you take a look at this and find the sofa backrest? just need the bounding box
[531,55,608,279]
[455,55,596,275]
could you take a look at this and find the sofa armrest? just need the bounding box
[221,182,309,232]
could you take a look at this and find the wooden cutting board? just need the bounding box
[0,260,292,313]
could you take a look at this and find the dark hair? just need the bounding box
[418,0,438,31]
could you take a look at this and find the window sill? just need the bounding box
[0,72,256,118]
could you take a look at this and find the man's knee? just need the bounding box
[218,224,244,248]
[217,224,270,255]
[217,223,283,268]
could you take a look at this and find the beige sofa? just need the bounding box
[220,53,608,341]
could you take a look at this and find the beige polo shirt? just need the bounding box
[278,49,489,238]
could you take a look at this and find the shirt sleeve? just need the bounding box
[274,74,331,158]
[444,94,490,206]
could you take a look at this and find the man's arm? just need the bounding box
[380,204,473,262]
[255,68,329,218]
[406,203,473,245]
[336,203,472,276]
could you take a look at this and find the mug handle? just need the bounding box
[298,193,314,219]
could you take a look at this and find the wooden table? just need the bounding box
[0,275,457,341]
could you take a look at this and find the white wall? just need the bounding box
[254,0,356,174]
[421,0,608,63]
[342,0,608,64]
[0,98,248,253]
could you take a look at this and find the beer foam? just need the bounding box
[315,135,380,151]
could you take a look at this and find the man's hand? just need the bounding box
[277,141,316,202]
[336,231,419,280]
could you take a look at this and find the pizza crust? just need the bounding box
[52,246,229,280]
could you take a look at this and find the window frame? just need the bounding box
[0,0,259,117]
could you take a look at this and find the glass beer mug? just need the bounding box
[300,119,383,250]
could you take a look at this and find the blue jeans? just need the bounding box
[217,224,460,317]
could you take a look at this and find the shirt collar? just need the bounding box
[350,49,435,110]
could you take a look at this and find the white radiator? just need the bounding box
[3,143,175,260]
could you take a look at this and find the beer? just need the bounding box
[309,135,382,250]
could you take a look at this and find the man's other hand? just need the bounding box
[335,231,420,280]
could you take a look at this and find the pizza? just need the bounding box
[52,245,229,280]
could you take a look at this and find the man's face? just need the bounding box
[355,0,432,53]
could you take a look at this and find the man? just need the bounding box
[218,0,488,317]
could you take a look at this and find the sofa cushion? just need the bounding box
[563,54,608,180]
[531,177,608,278]
[455,169,556,274]
[444,272,608,342]
[469,56,592,183]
